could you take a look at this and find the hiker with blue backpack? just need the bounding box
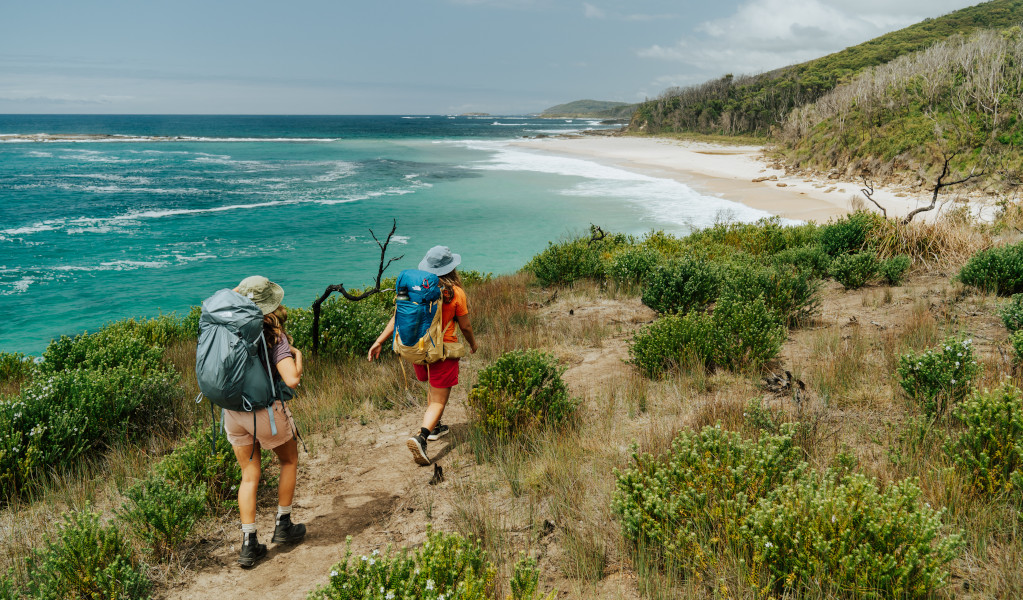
[367,245,478,466]
[195,275,307,568]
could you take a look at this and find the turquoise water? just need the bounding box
[0,115,775,354]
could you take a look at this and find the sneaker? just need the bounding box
[237,531,267,568]
[271,513,307,544]
[407,434,431,466]
[427,423,450,441]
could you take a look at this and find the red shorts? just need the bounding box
[413,358,460,388]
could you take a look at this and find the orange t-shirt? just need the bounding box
[442,285,469,343]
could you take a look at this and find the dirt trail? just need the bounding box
[164,295,656,600]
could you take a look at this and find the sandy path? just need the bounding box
[164,404,459,600]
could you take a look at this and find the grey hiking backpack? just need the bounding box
[195,288,277,411]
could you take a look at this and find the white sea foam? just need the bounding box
[26,150,53,158]
[0,134,339,143]
[53,259,170,272]
[401,116,431,119]
[0,278,34,295]
[491,122,526,126]
[457,140,789,230]
[312,161,358,182]
[391,235,410,244]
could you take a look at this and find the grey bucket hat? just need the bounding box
[235,275,284,315]
[418,245,461,276]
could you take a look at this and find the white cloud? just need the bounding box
[638,0,979,75]
[583,3,606,18]
[582,2,679,22]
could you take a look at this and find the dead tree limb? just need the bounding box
[589,224,607,244]
[311,219,404,353]
[902,152,984,225]
[859,177,887,218]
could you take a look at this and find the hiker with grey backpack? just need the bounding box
[195,276,307,568]
[367,245,478,466]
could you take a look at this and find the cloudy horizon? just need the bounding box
[0,0,984,114]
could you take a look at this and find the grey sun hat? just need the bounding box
[418,245,461,276]
[235,275,284,315]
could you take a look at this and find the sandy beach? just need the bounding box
[514,136,990,224]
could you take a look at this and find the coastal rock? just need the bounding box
[752,175,778,183]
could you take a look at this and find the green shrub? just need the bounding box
[154,426,244,509]
[459,269,493,287]
[524,238,608,286]
[879,254,912,286]
[0,352,33,385]
[119,477,207,560]
[745,472,961,598]
[613,425,804,575]
[897,338,980,417]
[21,510,151,600]
[606,245,662,286]
[957,241,1023,295]
[630,291,787,377]
[640,257,721,314]
[41,330,164,374]
[818,211,875,256]
[0,366,180,498]
[829,251,879,290]
[467,350,577,440]
[771,244,833,279]
[725,262,822,327]
[290,292,393,357]
[946,384,1023,496]
[309,528,496,600]
[1011,330,1023,364]
[999,293,1023,332]
[685,217,819,256]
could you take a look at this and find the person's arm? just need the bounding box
[456,313,478,353]
[277,347,302,388]
[368,315,396,361]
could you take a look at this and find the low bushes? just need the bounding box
[614,425,961,598]
[957,241,1023,294]
[746,473,961,597]
[879,254,912,285]
[771,245,833,279]
[606,245,661,286]
[11,510,151,599]
[630,291,787,377]
[946,384,1023,496]
[524,238,610,286]
[309,528,552,600]
[725,262,821,326]
[0,352,33,384]
[153,426,245,509]
[818,211,876,256]
[897,338,980,417]
[290,289,394,357]
[828,251,879,290]
[613,425,804,575]
[999,293,1023,332]
[118,477,207,560]
[467,350,577,440]
[640,258,721,314]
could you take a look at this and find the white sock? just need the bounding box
[277,505,292,524]
[241,522,256,534]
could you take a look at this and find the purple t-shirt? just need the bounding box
[268,334,292,380]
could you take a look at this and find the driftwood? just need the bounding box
[859,177,886,218]
[902,152,984,224]
[310,219,404,353]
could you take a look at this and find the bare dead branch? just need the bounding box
[589,224,607,245]
[902,152,984,224]
[859,177,887,218]
[310,219,404,353]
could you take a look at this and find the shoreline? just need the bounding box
[512,136,993,224]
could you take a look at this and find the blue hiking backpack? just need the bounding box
[392,269,465,364]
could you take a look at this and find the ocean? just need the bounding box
[0,115,774,354]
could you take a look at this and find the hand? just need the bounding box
[469,341,478,354]
[291,347,302,359]
[368,341,382,361]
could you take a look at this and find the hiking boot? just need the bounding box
[237,532,267,568]
[407,434,431,466]
[272,514,306,544]
[427,423,450,441]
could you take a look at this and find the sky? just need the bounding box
[0,0,984,115]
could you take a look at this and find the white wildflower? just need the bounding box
[764,541,773,549]
[331,570,338,577]
[426,579,435,591]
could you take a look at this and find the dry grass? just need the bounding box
[865,214,993,269]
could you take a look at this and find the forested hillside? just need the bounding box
[541,99,637,119]
[781,27,1023,181]
[630,0,1023,138]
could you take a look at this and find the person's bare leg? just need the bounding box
[422,385,452,431]
[271,438,298,508]
[232,444,262,524]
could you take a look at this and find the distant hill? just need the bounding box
[541,100,637,119]
[631,0,1023,137]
